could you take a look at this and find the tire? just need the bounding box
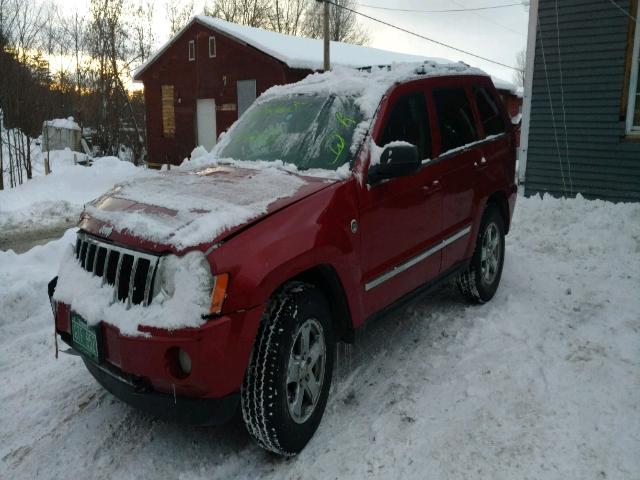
[457,204,506,304]
[241,281,335,456]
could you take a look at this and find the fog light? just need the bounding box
[178,348,192,375]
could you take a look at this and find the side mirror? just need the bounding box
[368,143,420,184]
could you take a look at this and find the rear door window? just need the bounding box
[433,88,478,153]
[473,85,506,137]
[379,92,432,160]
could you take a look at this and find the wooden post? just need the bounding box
[44,126,51,175]
[323,0,330,71]
[0,111,4,190]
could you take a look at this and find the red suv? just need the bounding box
[50,64,516,456]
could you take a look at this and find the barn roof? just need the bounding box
[133,16,518,94]
[133,16,450,79]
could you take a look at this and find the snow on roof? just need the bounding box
[491,76,521,95]
[258,63,484,120]
[43,117,80,131]
[134,16,518,94]
[135,16,449,78]
[195,16,450,70]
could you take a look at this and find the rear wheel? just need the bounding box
[457,204,505,303]
[241,282,334,456]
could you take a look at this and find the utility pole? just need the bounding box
[317,0,331,71]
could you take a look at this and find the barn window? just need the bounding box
[161,85,176,138]
[188,40,195,61]
[209,36,216,58]
[625,3,640,134]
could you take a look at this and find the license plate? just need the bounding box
[71,313,101,362]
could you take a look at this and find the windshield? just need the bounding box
[217,94,364,171]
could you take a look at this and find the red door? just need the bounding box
[429,82,484,272]
[357,83,445,316]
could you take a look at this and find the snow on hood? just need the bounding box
[82,164,315,250]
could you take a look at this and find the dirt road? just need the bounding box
[0,220,75,253]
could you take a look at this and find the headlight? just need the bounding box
[155,256,177,299]
[153,252,229,316]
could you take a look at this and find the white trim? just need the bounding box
[364,225,471,291]
[188,39,195,61]
[518,0,539,183]
[208,36,216,58]
[626,13,640,134]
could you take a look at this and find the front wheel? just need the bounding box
[241,282,334,456]
[457,204,505,303]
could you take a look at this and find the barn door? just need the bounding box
[196,98,217,151]
[237,80,257,117]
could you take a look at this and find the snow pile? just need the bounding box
[1,194,639,478]
[84,165,306,250]
[43,117,80,131]
[0,156,149,232]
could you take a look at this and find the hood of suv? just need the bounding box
[79,165,336,253]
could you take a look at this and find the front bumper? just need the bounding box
[82,356,239,425]
[49,277,264,419]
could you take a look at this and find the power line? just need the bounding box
[358,2,527,14]
[325,0,523,72]
[450,0,525,37]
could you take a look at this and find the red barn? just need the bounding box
[134,16,522,166]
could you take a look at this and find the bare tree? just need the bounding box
[166,0,195,37]
[131,0,155,62]
[204,0,271,28]
[303,0,369,45]
[269,0,306,35]
[513,49,526,87]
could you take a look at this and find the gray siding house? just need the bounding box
[521,0,640,202]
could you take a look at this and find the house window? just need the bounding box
[161,85,175,138]
[209,36,216,58]
[188,40,195,61]
[626,7,640,134]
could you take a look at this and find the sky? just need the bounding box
[57,0,530,86]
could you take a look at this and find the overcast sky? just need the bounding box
[59,0,529,84]
[358,0,529,83]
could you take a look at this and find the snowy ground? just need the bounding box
[0,154,148,235]
[0,194,639,479]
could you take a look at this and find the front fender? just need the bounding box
[209,178,364,326]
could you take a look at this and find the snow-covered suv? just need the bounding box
[50,62,517,456]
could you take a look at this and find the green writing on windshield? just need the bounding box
[328,133,345,164]
[335,111,357,129]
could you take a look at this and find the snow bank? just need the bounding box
[0,156,149,231]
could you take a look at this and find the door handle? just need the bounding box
[422,180,441,193]
[474,157,487,168]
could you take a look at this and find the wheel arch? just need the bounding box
[486,190,511,234]
[290,264,355,344]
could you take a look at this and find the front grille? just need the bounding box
[75,231,159,307]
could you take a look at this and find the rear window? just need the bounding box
[473,85,506,137]
[433,88,478,153]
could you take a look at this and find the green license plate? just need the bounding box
[71,313,101,362]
